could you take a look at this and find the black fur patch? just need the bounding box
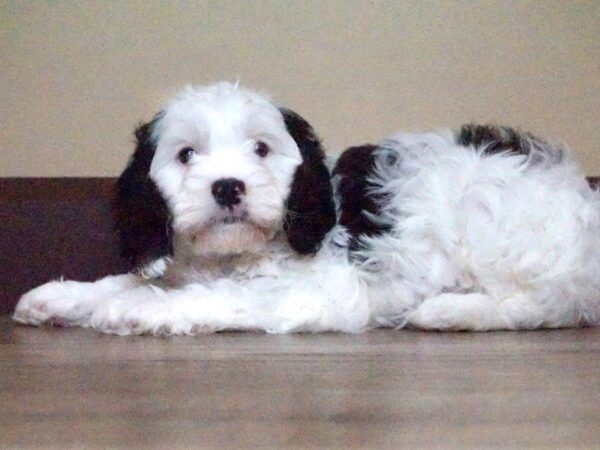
[589,177,600,191]
[280,108,336,255]
[333,144,391,249]
[113,114,173,269]
[457,123,542,156]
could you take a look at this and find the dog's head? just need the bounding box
[115,82,335,269]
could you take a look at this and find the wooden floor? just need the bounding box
[1,317,599,449]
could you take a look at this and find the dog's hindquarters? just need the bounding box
[334,126,600,330]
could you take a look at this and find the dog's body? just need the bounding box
[13,83,600,334]
[334,129,600,330]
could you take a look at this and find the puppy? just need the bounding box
[13,83,600,333]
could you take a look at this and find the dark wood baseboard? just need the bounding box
[0,178,127,315]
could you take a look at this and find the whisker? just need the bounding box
[284,207,323,218]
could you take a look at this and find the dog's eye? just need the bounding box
[254,141,270,158]
[178,147,196,164]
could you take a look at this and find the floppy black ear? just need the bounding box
[113,113,173,270]
[280,108,336,255]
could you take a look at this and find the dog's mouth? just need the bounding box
[175,206,280,252]
[211,212,249,226]
[216,216,248,225]
[187,211,276,257]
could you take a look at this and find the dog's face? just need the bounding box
[151,84,303,256]
[115,82,336,268]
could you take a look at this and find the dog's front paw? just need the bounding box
[89,294,209,336]
[89,298,152,335]
[13,280,92,327]
[269,294,324,333]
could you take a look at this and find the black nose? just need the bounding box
[211,178,246,208]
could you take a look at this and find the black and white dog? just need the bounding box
[13,82,600,334]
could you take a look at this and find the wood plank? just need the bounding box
[1,317,599,449]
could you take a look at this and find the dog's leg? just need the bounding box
[13,274,142,327]
[90,273,371,335]
[408,292,561,331]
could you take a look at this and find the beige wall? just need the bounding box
[1,0,599,176]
